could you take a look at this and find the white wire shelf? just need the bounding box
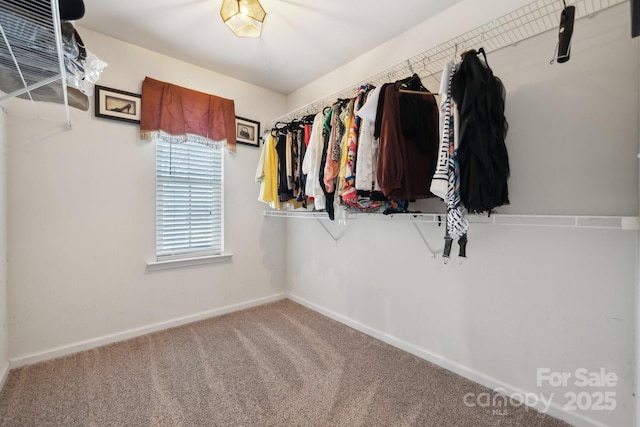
[264,210,640,230]
[266,0,628,129]
[0,0,71,127]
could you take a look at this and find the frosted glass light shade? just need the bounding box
[220,0,266,38]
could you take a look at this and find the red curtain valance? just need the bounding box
[140,77,237,152]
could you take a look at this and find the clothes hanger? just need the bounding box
[398,88,438,96]
[302,114,316,124]
[398,73,438,96]
[272,121,288,136]
[477,47,489,67]
[270,122,282,136]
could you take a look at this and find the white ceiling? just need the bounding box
[78,0,464,95]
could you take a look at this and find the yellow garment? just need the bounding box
[261,134,282,210]
[337,100,354,198]
[255,133,267,201]
[258,133,304,210]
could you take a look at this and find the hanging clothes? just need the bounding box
[374,83,391,139]
[319,107,337,219]
[377,80,439,200]
[276,132,293,202]
[323,100,349,194]
[256,132,283,210]
[446,82,469,241]
[355,86,382,192]
[434,60,469,242]
[341,85,367,205]
[286,131,294,190]
[262,73,444,216]
[301,112,326,211]
[444,63,469,258]
[290,127,301,201]
[451,48,510,213]
[336,99,355,200]
[255,132,268,202]
[296,126,308,205]
[431,61,454,199]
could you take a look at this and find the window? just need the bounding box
[155,139,223,260]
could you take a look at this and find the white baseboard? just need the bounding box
[10,293,287,369]
[287,294,609,427]
[0,360,9,392]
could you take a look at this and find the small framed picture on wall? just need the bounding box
[94,85,141,124]
[236,116,261,147]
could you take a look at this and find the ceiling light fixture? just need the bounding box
[220,0,267,38]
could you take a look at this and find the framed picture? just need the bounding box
[94,85,141,124]
[236,116,261,147]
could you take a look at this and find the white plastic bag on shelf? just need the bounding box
[66,50,107,95]
[60,22,107,95]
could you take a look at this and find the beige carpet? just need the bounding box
[0,299,569,426]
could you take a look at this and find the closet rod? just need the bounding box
[266,0,627,130]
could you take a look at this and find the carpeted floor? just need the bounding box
[0,299,569,426]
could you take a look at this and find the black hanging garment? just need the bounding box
[296,126,308,206]
[276,132,294,203]
[451,49,510,214]
[319,107,336,220]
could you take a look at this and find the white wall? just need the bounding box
[286,4,639,427]
[0,107,8,388]
[6,28,289,363]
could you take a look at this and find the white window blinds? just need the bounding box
[156,139,223,260]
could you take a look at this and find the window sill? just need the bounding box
[146,253,233,271]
